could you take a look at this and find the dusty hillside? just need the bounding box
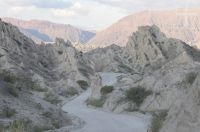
[86,8,200,49]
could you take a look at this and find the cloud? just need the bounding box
[53,2,90,17]
[6,6,36,17]
[93,0,200,11]
[1,0,200,30]
[4,0,72,9]
[53,9,75,17]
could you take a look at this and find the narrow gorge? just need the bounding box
[1,16,200,132]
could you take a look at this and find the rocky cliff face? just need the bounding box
[124,25,200,71]
[88,25,200,132]
[161,72,200,132]
[87,25,200,73]
[0,19,94,131]
[85,44,135,73]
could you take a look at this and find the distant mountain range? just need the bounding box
[86,8,200,49]
[3,8,200,49]
[3,17,95,44]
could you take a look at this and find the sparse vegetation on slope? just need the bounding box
[185,72,197,85]
[7,120,26,132]
[0,70,19,97]
[125,86,152,107]
[22,78,47,92]
[101,85,114,95]
[0,70,47,97]
[67,87,78,96]
[7,83,19,97]
[78,68,90,77]
[151,110,168,132]
[42,111,61,129]
[0,123,3,132]
[4,120,50,132]
[77,80,89,90]
[1,107,16,118]
[44,91,61,104]
[86,98,105,107]
[2,71,18,83]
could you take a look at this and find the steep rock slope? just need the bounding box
[160,72,200,132]
[86,25,200,73]
[85,44,134,73]
[89,25,200,132]
[0,19,94,131]
[3,17,95,44]
[123,25,200,71]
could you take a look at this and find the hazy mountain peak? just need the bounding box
[86,8,200,50]
[2,17,96,44]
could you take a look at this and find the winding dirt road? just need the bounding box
[62,72,150,132]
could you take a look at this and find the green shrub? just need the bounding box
[100,85,114,95]
[2,107,16,117]
[32,123,51,131]
[8,120,25,132]
[125,86,152,106]
[67,87,78,96]
[58,50,63,55]
[7,83,18,97]
[52,120,61,129]
[42,112,61,129]
[128,58,133,63]
[151,110,168,132]
[1,71,18,83]
[31,84,47,92]
[86,98,104,107]
[0,70,47,95]
[78,68,90,77]
[21,78,47,92]
[0,71,19,97]
[6,120,50,132]
[77,80,89,90]
[42,111,52,118]
[32,125,46,132]
[44,91,61,104]
[1,70,47,90]
[0,122,4,132]
[185,72,197,85]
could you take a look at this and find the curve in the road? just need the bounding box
[62,72,150,132]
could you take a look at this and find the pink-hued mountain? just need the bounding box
[87,8,200,49]
[3,18,95,44]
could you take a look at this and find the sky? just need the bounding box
[0,0,200,30]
